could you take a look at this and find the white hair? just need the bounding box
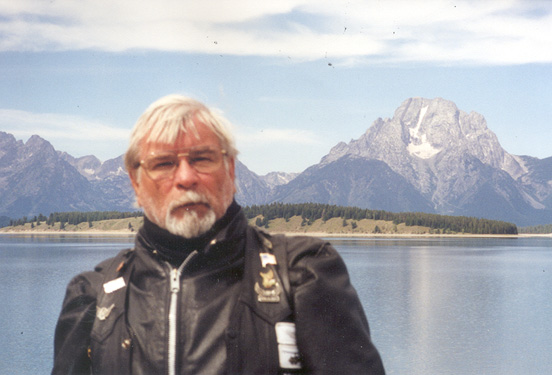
[125,94,238,173]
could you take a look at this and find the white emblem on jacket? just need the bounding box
[103,276,126,294]
[275,322,303,369]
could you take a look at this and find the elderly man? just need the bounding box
[52,95,385,374]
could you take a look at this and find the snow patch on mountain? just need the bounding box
[113,167,125,176]
[407,106,441,159]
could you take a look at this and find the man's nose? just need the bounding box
[173,159,199,188]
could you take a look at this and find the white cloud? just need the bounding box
[236,127,321,147]
[0,109,129,141]
[0,0,551,64]
[0,109,321,162]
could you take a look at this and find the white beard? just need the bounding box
[165,203,216,238]
[145,191,217,238]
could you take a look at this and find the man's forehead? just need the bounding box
[141,124,221,152]
[141,139,221,155]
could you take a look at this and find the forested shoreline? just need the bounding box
[1,203,520,235]
[244,203,518,235]
[519,223,552,234]
[7,211,142,229]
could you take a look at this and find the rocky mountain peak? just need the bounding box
[97,155,126,179]
[20,134,57,160]
[323,97,526,179]
[302,97,552,225]
[260,171,299,188]
[399,97,526,178]
[60,153,126,181]
[0,131,22,165]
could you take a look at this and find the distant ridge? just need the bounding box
[1,97,551,226]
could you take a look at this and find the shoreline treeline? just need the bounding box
[243,203,518,235]
[4,203,519,235]
[519,224,552,234]
[8,211,142,228]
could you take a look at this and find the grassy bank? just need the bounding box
[0,214,488,236]
[251,215,434,235]
[0,217,144,233]
[0,216,464,235]
[0,216,438,235]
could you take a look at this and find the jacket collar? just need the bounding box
[136,200,247,270]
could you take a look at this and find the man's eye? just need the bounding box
[151,159,176,170]
[190,153,215,164]
[190,156,212,163]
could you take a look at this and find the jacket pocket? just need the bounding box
[90,309,133,374]
[90,284,133,374]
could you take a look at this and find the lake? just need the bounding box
[1,234,551,374]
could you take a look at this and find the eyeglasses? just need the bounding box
[139,146,227,181]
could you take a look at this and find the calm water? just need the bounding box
[1,235,551,374]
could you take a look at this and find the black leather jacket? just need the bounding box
[52,207,385,374]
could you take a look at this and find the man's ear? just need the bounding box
[128,169,143,207]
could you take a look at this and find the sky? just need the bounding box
[0,0,551,175]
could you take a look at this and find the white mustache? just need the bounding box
[168,191,210,213]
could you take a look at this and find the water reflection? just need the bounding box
[333,237,552,375]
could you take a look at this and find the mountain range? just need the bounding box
[1,97,551,226]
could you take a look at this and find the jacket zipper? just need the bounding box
[167,250,198,375]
